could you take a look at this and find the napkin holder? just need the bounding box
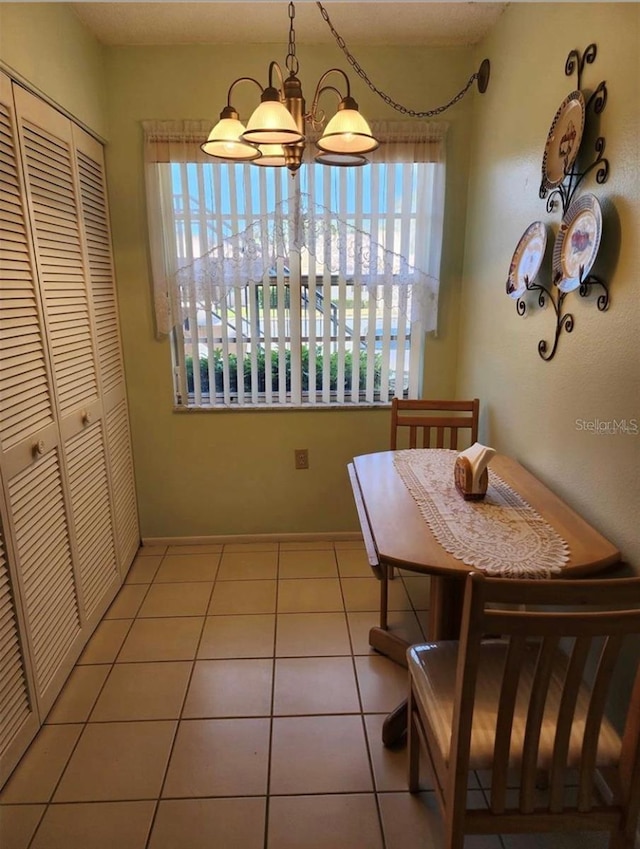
[454,443,496,501]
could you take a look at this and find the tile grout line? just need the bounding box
[140,546,220,849]
[262,543,284,849]
[336,544,389,849]
[22,554,165,849]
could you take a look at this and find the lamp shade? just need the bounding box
[252,144,288,167]
[316,107,379,156]
[315,151,369,167]
[242,98,305,145]
[201,116,261,161]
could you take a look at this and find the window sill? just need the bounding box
[172,402,392,413]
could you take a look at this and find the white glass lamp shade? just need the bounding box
[242,98,305,145]
[201,116,261,161]
[252,144,287,167]
[315,151,369,167]
[317,107,379,156]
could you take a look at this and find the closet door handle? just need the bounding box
[82,410,93,425]
[33,439,46,457]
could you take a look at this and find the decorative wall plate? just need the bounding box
[541,90,585,189]
[553,194,602,291]
[506,221,547,299]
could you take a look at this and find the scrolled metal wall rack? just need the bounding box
[517,267,609,362]
[516,43,610,362]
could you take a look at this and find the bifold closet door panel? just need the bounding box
[73,126,140,574]
[72,127,126,402]
[12,85,99,424]
[105,398,140,570]
[63,417,119,620]
[0,73,56,456]
[0,70,81,722]
[0,503,40,789]
[3,441,82,718]
[12,85,120,627]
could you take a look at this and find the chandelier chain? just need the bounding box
[286,1,299,76]
[316,1,479,117]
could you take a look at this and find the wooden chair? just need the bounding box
[387,397,479,581]
[390,397,479,451]
[407,571,640,849]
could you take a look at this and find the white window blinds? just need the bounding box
[144,120,446,408]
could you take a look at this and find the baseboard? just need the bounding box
[141,531,364,547]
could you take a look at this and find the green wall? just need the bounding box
[459,3,640,574]
[0,2,108,137]
[103,41,476,538]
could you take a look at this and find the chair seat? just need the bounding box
[408,640,622,771]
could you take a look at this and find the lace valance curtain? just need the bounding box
[143,119,447,163]
[143,120,447,338]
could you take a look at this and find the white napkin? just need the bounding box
[457,442,496,492]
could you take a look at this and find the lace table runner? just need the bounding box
[392,449,569,577]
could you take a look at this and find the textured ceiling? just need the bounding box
[71,2,508,47]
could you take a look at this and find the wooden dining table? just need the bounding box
[348,450,622,745]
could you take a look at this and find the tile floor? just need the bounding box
[0,541,613,848]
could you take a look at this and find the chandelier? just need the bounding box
[201,2,490,173]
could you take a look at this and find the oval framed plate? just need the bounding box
[553,194,602,290]
[506,221,547,299]
[541,90,585,189]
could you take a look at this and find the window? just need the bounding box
[144,121,446,409]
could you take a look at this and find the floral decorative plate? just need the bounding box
[553,194,602,292]
[506,221,547,299]
[541,90,585,189]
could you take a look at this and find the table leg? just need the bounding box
[382,700,408,748]
[428,576,465,640]
[368,627,409,667]
[379,562,389,630]
[370,573,465,747]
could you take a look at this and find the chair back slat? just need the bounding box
[491,635,528,814]
[446,572,489,824]
[519,637,561,813]
[619,668,640,848]
[549,636,592,811]
[577,634,623,811]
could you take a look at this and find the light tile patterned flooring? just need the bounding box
[0,541,611,848]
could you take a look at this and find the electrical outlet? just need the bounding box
[294,448,309,470]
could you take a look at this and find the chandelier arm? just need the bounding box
[308,68,352,125]
[227,76,265,106]
[316,1,489,117]
[308,84,343,128]
[267,60,286,94]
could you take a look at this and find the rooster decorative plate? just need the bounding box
[541,90,585,189]
[552,194,602,292]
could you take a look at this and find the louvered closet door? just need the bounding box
[12,85,120,629]
[73,126,140,574]
[0,72,82,718]
[0,505,39,788]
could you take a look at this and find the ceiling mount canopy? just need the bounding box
[201,1,490,173]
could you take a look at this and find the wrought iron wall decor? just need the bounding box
[508,43,610,361]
